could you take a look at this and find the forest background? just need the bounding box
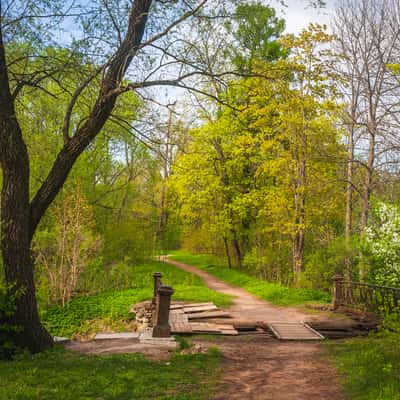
[1,0,400,334]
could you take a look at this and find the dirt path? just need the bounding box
[162,257,345,400]
[163,257,311,323]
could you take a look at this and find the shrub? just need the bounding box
[0,285,20,360]
[362,202,400,286]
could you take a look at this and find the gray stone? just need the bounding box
[140,339,178,348]
[94,332,140,340]
[53,336,70,343]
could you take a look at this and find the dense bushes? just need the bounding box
[361,203,400,287]
[0,285,20,359]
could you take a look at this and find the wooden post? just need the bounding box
[153,285,174,338]
[332,274,344,311]
[152,272,162,305]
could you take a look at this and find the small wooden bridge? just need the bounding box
[267,322,324,340]
[149,270,326,340]
[168,301,324,340]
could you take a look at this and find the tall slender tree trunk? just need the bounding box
[293,182,305,286]
[292,133,306,287]
[359,125,375,280]
[344,125,355,280]
[212,139,243,268]
[223,237,232,269]
[231,236,242,269]
[360,128,375,233]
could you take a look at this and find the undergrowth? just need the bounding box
[40,261,232,337]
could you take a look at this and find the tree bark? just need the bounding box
[344,123,355,280]
[231,236,242,269]
[292,137,306,286]
[223,237,232,268]
[0,30,53,350]
[293,185,305,287]
[360,126,375,233]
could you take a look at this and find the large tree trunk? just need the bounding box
[2,173,53,350]
[0,109,53,351]
[0,26,53,351]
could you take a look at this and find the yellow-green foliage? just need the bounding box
[171,25,345,286]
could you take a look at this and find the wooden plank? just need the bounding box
[189,322,238,335]
[170,309,185,315]
[187,311,232,320]
[169,313,189,324]
[190,322,222,333]
[170,323,193,333]
[170,302,215,310]
[268,322,324,340]
[220,329,239,336]
[182,305,218,313]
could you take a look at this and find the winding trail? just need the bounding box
[162,257,345,400]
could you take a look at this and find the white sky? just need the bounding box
[273,0,333,34]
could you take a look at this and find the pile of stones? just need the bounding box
[130,301,154,331]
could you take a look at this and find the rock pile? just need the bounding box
[130,301,154,331]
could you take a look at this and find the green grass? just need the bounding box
[327,326,400,400]
[169,250,330,306]
[41,261,232,337]
[0,346,221,400]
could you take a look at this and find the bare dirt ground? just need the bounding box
[65,339,172,360]
[163,257,346,400]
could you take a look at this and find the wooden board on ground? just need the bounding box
[187,310,232,320]
[170,322,193,333]
[182,305,218,313]
[170,308,185,314]
[170,302,214,310]
[268,322,324,340]
[190,322,238,335]
[169,312,189,324]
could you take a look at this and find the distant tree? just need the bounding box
[333,0,400,233]
[35,187,101,306]
[230,1,286,70]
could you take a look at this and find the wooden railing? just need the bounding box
[332,274,400,314]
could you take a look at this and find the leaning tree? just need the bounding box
[0,0,241,352]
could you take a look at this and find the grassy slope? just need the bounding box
[327,328,400,400]
[0,347,220,400]
[41,261,232,338]
[169,251,330,306]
